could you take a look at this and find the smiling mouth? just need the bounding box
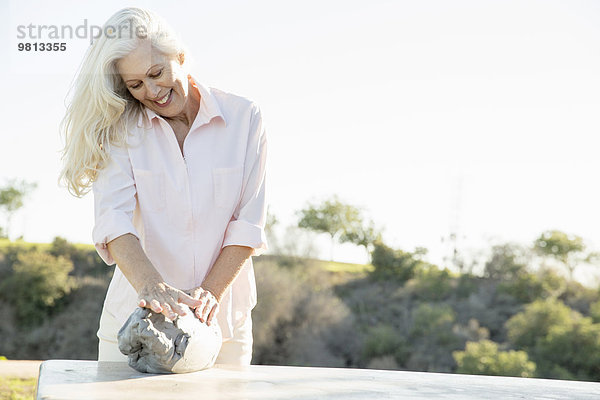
[154,90,172,105]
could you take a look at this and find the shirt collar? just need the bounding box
[136,74,226,129]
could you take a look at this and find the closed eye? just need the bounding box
[128,69,162,90]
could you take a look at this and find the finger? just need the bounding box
[150,299,162,313]
[138,299,147,308]
[178,291,203,308]
[206,304,218,326]
[202,301,211,320]
[170,301,188,317]
[162,303,177,320]
[195,304,204,322]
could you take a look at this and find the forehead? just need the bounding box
[116,40,172,78]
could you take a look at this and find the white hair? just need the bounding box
[59,7,190,197]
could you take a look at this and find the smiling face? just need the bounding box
[116,40,190,118]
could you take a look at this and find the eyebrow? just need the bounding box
[124,64,161,83]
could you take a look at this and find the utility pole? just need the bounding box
[443,172,464,273]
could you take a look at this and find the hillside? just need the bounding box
[1,238,600,381]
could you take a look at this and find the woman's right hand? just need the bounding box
[137,281,203,320]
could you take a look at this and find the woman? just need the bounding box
[59,7,268,365]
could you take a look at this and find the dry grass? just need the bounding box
[0,377,36,400]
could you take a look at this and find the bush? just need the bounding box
[15,276,107,360]
[483,244,528,282]
[453,340,536,377]
[497,268,568,304]
[410,303,456,341]
[506,298,600,380]
[497,273,544,303]
[370,242,422,283]
[252,260,360,367]
[362,324,408,366]
[506,299,573,350]
[536,316,600,380]
[50,237,108,277]
[590,300,600,324]
[0,250,76,325]
[410,265,453,301]
[406,303,461,372]
[455,274,479,298]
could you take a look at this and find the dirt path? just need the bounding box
[0,361,42,379]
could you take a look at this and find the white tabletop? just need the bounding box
[36,360,600,399]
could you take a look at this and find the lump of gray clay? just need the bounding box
[117,307,222,374]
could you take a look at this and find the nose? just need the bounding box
[145,81,160,99]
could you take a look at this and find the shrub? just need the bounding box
[405,303,461,372]
[498,268,567,304]
[362,324,408,366]
[411,303,455,338]
[483,244,528,282]
[590,300,600,324]
[50,237,107,277]
[410,265,453,301]
[455,274,479,298]
[498,273,544,304]
[252,260,360,367]
[536,316,600,380]
[0,250,75,325]
[453,340,536,377]
[410,303,459,349]
[370,242,422,283]
[16,276,107,360]
[506,298,600,380]
[506,299,573,350]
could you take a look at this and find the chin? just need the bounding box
[148,102,179,116]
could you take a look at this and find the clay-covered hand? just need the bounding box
[138,281,203,321]
[186,287,220,326]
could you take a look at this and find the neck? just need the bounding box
[166,79,201,128]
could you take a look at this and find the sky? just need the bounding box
[1,0,600,282]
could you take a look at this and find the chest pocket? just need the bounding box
[133,169,166,212]
[213,166,243,209]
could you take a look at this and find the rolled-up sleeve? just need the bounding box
[222,104,269,256]
[92,143,139,265]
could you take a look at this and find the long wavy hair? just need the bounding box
[59,7,190,197]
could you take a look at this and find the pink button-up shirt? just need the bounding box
[92,75,268,339]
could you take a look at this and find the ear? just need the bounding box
[177,52,185,65]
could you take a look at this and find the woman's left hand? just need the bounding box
[186,286,220,326]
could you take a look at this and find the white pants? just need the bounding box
[97,309,253,366]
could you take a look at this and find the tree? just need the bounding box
[506,298,600,380]
[370,241,424,282]
[362,324,408,366]
[533,230,589,281]
[0,179,37,239]
[506,298,573,350]
[297,195,363,261]
[0,250,75,325]
[410,303,456,342]
[408,303,461,370]
[265,206,278,236]
[264,206,279,254]
[453,340,536,378]
[537,315,600,380]
[483,244,528,282]
[339,217,381,263]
